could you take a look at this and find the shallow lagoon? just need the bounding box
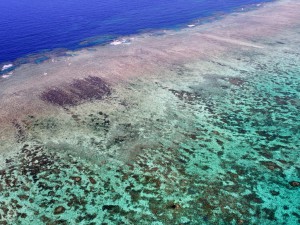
[0,0,299,224]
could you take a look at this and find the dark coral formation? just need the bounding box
[54,206,66,215]
[12,120,27,143]
[289,181,300,187]
[228,77,245,86]
[169,89,200,103]
[41,76,111,107]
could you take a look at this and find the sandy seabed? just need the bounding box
[0,0,299,224]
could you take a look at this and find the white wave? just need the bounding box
[110,40,123,46]
[187,24,196,28]
[2,72,13,79]
[110,39,131,46]
[1,64,13,71]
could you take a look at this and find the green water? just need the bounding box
[0,35,300,224]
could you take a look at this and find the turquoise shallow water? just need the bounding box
[0,31,299,224]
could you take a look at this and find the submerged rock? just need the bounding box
[102,205,120,211]
[289,181,300,187]
[170,203,181,210]
[71,176,81,182]
[89,177,96,184]
[54,206,66,215]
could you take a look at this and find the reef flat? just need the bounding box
[0,0,299,224]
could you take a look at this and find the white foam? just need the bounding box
[1,64,13,71]
[110,39,131,46]
[110,40,123,46]
[187,24,196,28]
[2,72,13,79]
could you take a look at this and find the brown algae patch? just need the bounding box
[40,76,111,107]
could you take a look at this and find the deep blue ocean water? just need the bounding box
[0,0,272,64]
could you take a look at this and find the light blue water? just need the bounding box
[0,0,272,64]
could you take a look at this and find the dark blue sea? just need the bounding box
[0,0,272,64]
